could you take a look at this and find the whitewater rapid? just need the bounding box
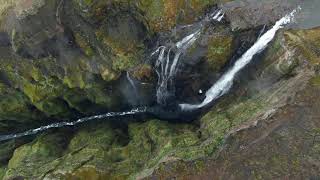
[179,7,301,111]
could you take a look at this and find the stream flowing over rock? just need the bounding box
[0,0,320,179]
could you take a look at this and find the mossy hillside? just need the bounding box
[96,29,144,73]
[284,27,320,66]
[0,56,122,120]
[71,0,150,76]
[2,91,269,180]
[63,121,200,179]
[3,132,70,179]
[136,0,232,32]
[0,82,42,124]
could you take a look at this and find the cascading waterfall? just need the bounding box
[179,7,301,111]
[0,10,224,142]
[153,10,224,106]
[0,8,300,142]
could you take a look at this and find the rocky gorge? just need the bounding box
[0,0,319,179]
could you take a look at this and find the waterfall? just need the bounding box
[0,9,225,141]
[153,10,224,106]
[0,7,301,142]
[126,71,140,103]
[0,108,146,142]
[179,7,300,111]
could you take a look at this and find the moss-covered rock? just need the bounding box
[207,35,233,71]
[310,76,320,87]
[0,55,123,127]
[136,0,230,32]
[284,27,320,65]
[0,166,6,180]
[3,132,69,179]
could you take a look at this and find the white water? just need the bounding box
[180,7,300,111]
[154,10,224,105]
[127,72,139,97]
[0,108,146,142]
[0,8,301,142]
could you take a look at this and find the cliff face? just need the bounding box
[0,0,319,179]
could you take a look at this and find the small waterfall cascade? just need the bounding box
[179,7,301,111]
[152,10,224,106]
[0,108,146,142]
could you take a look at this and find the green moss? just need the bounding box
[22,76,65,103]
[0,82,42,123]
[63,89,94,113]
[0,166,6,180]
[136,0,227,32]
[0,88,29,114]
[2,93,267,179]
[33,99,71,116]
[74,33,95,57]
[96,29,145,72]
[5,132,68,179]
[284,29,320,65]
[69,124,119,150]
[207,35,233,72]
[310,76,320,87]
[0,55,122,125]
